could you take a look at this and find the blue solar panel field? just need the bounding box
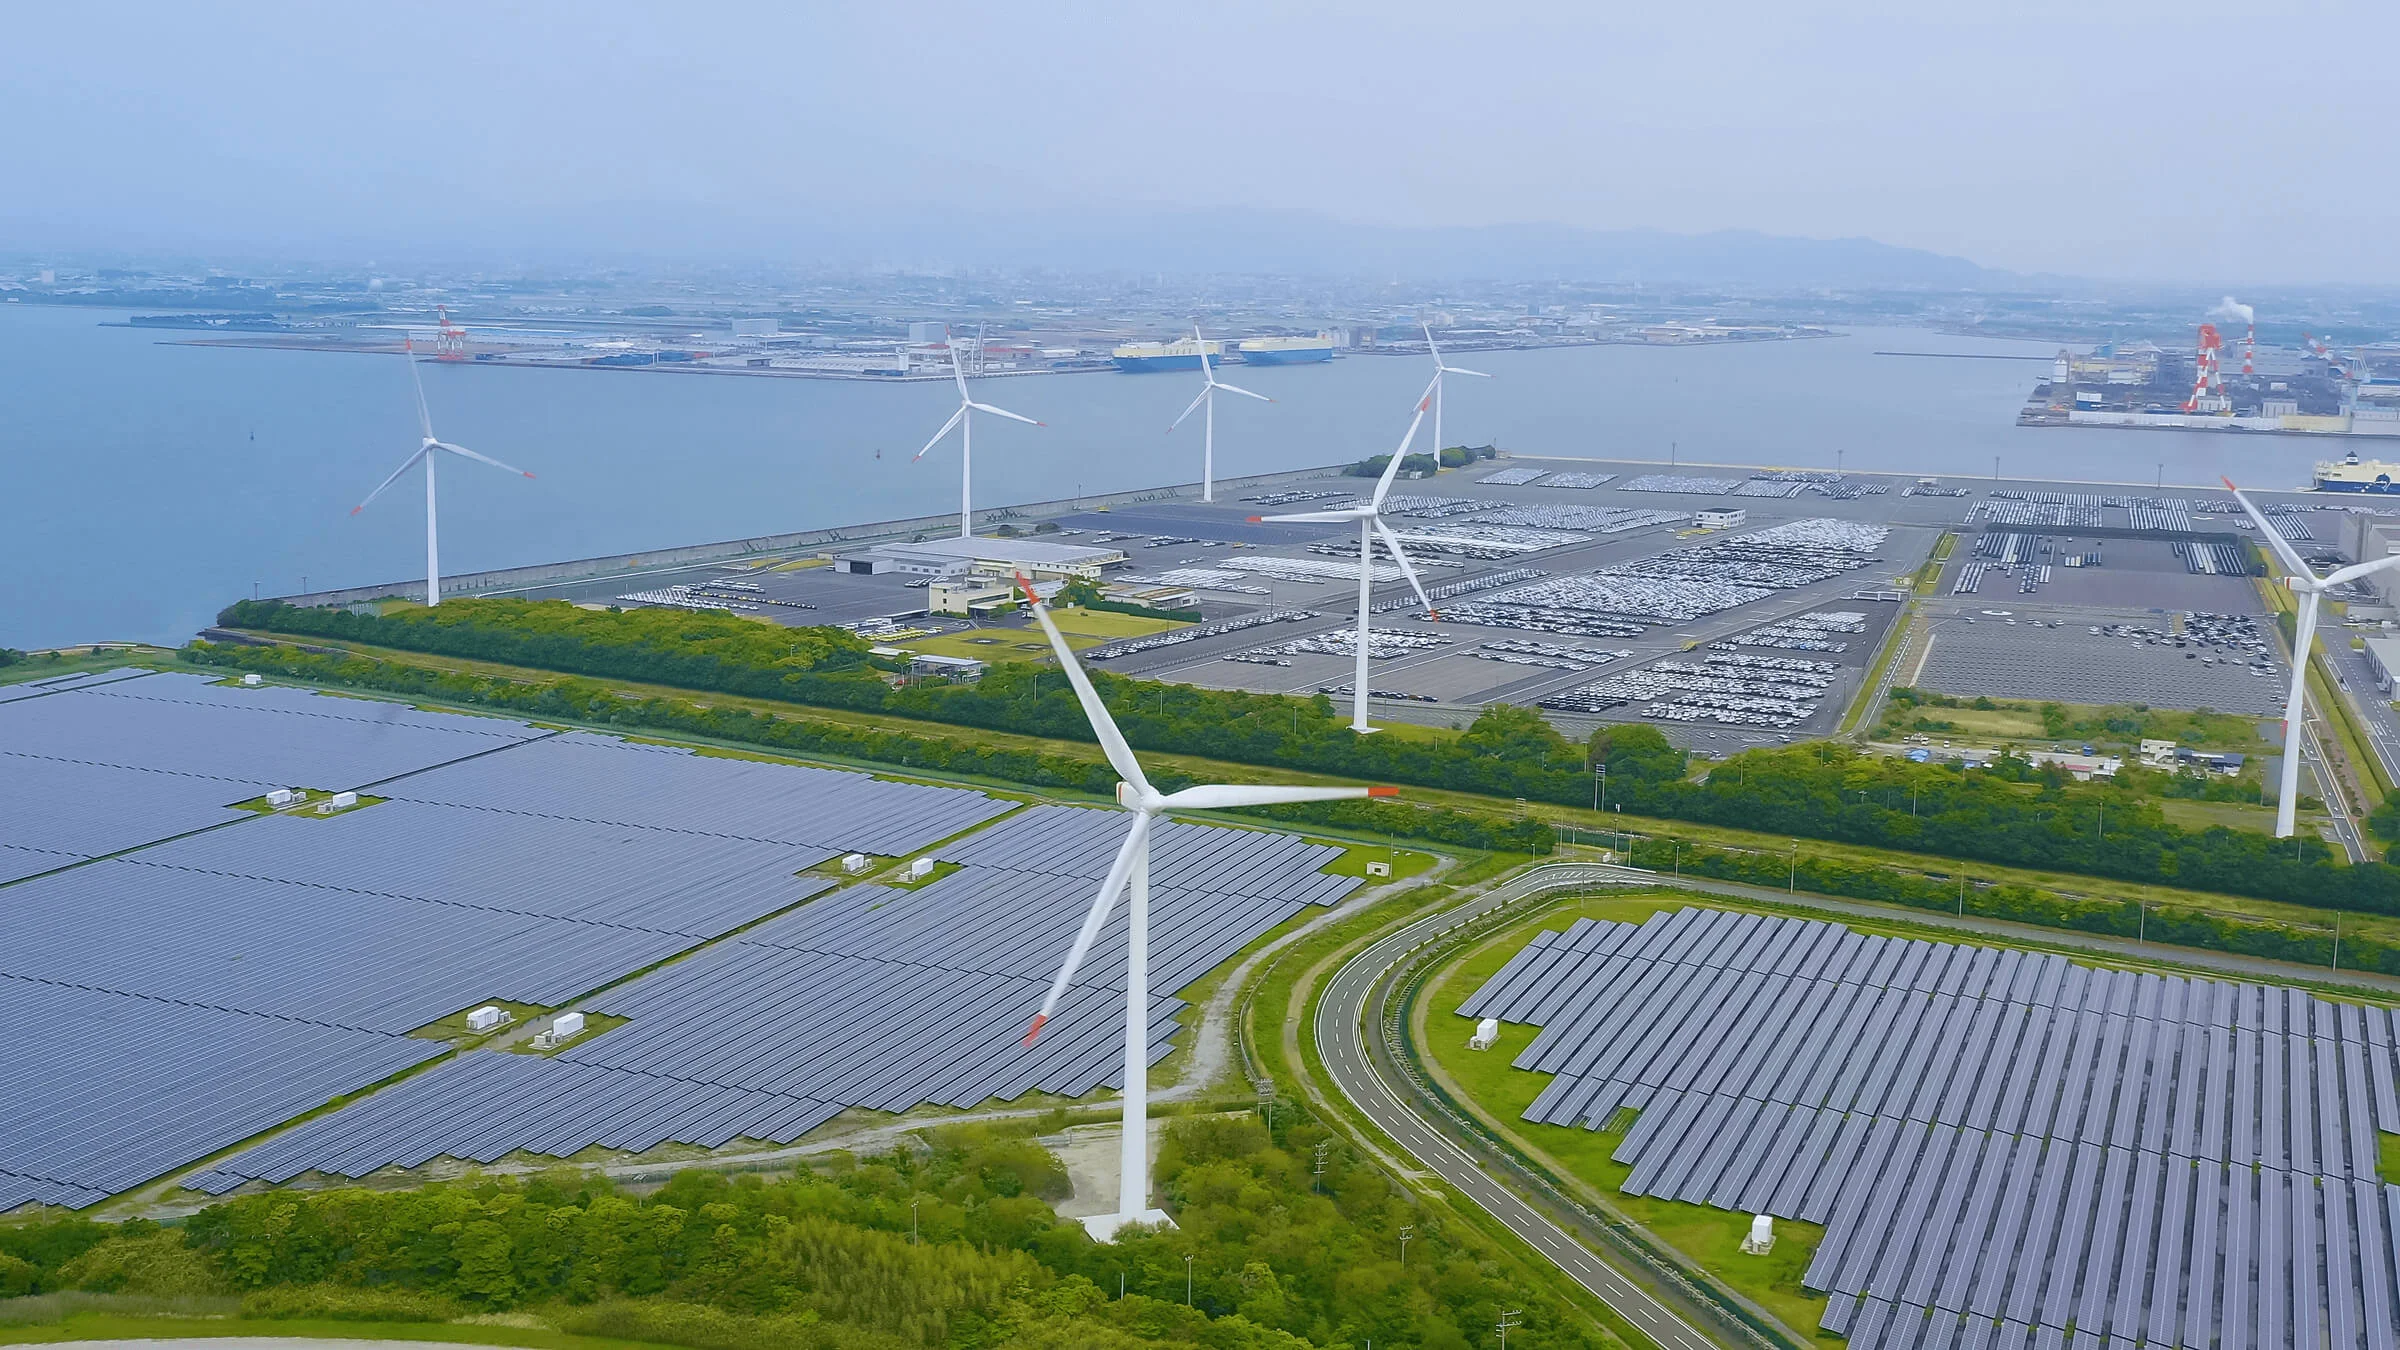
[1460,906,2400,1349]
[2,676,1358,1210]
[190,807,1360,1191]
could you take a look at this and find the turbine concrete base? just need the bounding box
[1079,1208,1176,1243]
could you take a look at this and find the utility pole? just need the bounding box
[1789,840,1798,893]
[1496,1309,1522,1349]
[2334,912,2342,972]
[1311,1140,1331,1193]
[1593,762,1606,812]
[910,1197,920,1246]
[1186,1254,1195,1306]
[1399,1225,1415,1268]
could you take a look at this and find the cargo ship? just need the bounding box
[2313,453,2400,493]
[1111,337,1223,372]
[1238,334,1335,366]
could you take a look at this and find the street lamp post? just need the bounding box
[1788,840,1798,893]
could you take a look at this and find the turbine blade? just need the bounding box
[967,401,1043,427]
[1159,783,1396,810]
[950,342,970,398]
[1194,324,1212,380]
[2322,551,2400,588]
[1169,386,1209,432]
[351,448,428,515]
[1212,379,1272,403]
[1443,364,1491,379]
[1024,814,1146,1043]
[1373,388,1435,508]
[433,442,534,478]
[1012,572,1153,797]
[1374,518,1439,617]
[403,339,435,443]
[1422,321,1440,363]
[2221,476,2313,580]
[913,406,966,461]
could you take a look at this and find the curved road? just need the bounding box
[1314,863,1722,1350]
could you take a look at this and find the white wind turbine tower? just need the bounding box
[1248,382,1442,733]
[1168,325,1270,502]
[913,338,1043,538]
[2225,475,2400,837]
[351,341,535,607]
[1011,572,1394,1241]
[1424,322,1490,458]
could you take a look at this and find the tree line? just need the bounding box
[0,1112,1613,1350]
[212,597,2400,914]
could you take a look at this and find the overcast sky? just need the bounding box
[4,1,2393,284]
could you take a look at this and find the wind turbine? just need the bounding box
[914,338,1043,539]
[1011,572,1394,1241]
[1248,382,1442,733]
[351,341,534,607]
[1168,325,1270,502]
[1424,322,1490,458]
[2225,475,2400,837]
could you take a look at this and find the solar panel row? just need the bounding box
[1459,907,2400,1347]
[382,731,1014,857]
[186,1051,847,1194]
[0,973,443,1202]
[1,680,1018,1208]
[192,815,1360,1191]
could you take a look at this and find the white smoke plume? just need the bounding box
[2212,296,2255,325]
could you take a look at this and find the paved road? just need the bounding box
[1314,862,1723,1350]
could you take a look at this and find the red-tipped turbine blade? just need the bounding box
[1021,1012,1048,1047]
[1245,516,1264,523]
[1368,786,1400,797]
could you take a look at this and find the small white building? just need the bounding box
[1741,1214,1776,1255]
[551,1011,586,1040]
[907,857,936,881]
[265,788,297,807]
[1468,1017,1501,1051]
[841,853,871,874]
[2139,738,2178,767]
[1696,507,1747,530]
[466,1005,509,1033]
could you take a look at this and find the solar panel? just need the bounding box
[1456,904,2400,1345]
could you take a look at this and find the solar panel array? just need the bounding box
[1,681,1016,1209]
[190,807,1357,1192]
[0,670,552,873]
[381,731,1011,857]
[1461,907,2400,1348]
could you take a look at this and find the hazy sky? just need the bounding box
[5,1,2394,283]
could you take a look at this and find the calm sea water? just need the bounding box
[0,304,2337,649]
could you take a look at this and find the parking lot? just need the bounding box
[482,457,2373,745]
[1913,608,2284,713]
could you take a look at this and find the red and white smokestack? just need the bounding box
[2243,322,2255,376]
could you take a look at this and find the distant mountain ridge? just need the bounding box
[800,207,2007,290]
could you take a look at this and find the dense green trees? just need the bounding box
[206,597,2400,915]
[4,1115,1611,1349]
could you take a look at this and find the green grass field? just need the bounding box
[1314,842,1438,880]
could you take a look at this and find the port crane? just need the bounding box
[432,304,468,361]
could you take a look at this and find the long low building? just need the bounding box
[837,534,1127,580]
